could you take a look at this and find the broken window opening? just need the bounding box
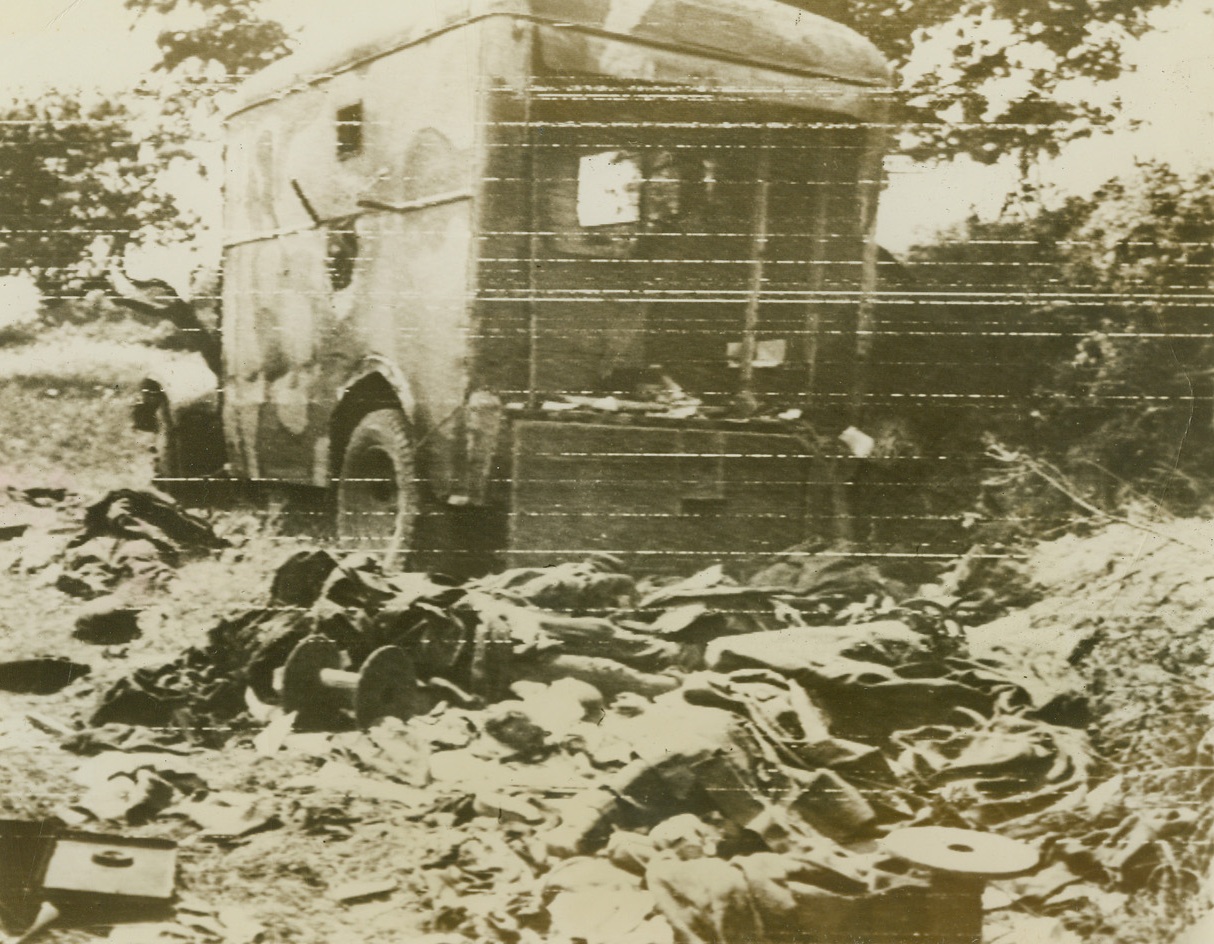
[558,147,725,257]
[336,102,364,158]
[576,150,643,228]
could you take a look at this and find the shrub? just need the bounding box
[894,164,1214,534]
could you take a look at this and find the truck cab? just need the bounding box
[151,0,892,570]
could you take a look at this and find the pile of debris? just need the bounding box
[69,544,1130,943]
[2,488,1209,943]
[0,486,226,602]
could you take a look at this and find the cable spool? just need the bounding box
[882,827,1040,877]
[882,827,1040,944]
[281,636,427,729]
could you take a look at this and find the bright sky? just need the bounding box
[878,0,1214,247]
[3,0,1214,251]
[0,0,159,91]
[0,0,421,91]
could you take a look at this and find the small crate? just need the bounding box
[41,832,177,908]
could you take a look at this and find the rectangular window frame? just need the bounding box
[336,102,364,159]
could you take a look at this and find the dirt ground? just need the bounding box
[0,324,1212,944]
[0,325,427,943]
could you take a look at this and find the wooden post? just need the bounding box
[803,126,833,408]
[738,134,772,414]
[523,60,542,410]
[850,125,888,425]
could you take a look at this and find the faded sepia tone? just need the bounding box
[0,2,1211,944]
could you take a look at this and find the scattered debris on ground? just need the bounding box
[58,490,227,600]
[0,491,1211,943]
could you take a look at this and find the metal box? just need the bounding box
[41,832,176,907]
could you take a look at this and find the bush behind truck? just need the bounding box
[129,0,893,573]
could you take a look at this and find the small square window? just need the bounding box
[336,102,364,158]
[576,150,642,227]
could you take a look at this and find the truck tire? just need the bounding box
[152,396,178,481]
[336,409,419,567]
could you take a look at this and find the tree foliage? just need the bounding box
[791,0,1173,164]
[899,163,1214,520]
[0,91,186,293]
[123,0,291,76]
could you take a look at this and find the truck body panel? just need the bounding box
[508,420,825,565]
[223,23,481,491]
[214,0,891,567]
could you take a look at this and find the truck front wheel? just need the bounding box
[336,409,418,567]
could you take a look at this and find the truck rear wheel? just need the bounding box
[336,409,418,567]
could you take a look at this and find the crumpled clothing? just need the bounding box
[90,647,247,742]
[76,490,227,559]
[464,593,684,668]
[706,620,931,676]
[964,611,1091,715]
[74,766,177,824]
[62,724,196,757]
[891,714,1098,825]
[91,604,322,739]
[71,751,203,824]
[317,553,401,612]
[57,536,177,599]
[750,553,897,603]
[638,566,778,635]
[807,667,1003,739]
[470,556,636,612]
[548,695,880,858]
[646,851,930,944]
[269,549,341,607]
[375,595,477,683]
[57,490,226,598]
[649,815,723,860]
[422,831,543,941]
[680,670,895,791]
[207,608,317,703]
[705,623,1060,738]
[271,548,461,614]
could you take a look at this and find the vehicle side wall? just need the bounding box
[467,25,890,558]
[221,24,483,494]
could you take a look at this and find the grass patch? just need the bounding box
[0,323,200,494]
[0,378,154,495]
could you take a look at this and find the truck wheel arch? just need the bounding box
[335,408,420,566]
[328,364,417,484]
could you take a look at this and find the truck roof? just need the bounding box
[226,0,891,118]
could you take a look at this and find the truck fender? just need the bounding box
[326,358,419,484]
[335,357,417,420]
[133,354,220,432]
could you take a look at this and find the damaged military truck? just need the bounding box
[136,0,892,570]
